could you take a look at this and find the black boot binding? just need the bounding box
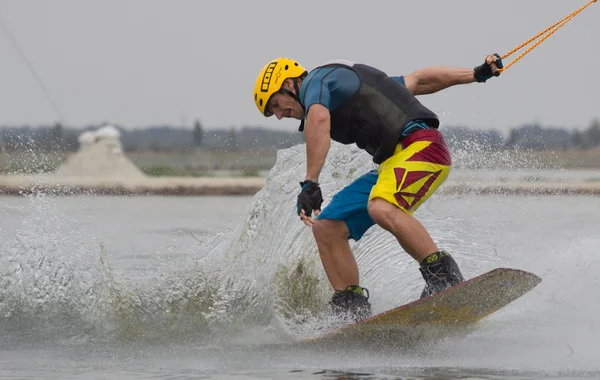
[329,285,372,322]
[419,251,464,298]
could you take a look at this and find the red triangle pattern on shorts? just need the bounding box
[393,168,442,210]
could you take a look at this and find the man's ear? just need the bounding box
[282,78,295,91]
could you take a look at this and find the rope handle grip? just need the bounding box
[491,62,501,77]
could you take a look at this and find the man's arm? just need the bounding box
[304,104,331,183]
[404,54,502,95]
[404,66,475,95]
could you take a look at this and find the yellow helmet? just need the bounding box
[253,57,307,117]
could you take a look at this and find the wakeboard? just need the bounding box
[305,268,542,346]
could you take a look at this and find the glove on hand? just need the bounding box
[474,53,504,83]
[296,180,323,218]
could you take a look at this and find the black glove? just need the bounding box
[474,53,504,83]
[296,180,323,218]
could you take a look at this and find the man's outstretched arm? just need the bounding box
[404,53,502,95]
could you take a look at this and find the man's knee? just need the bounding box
[367,197,393,222]
[366,198,378,219]
[312,219,350,243]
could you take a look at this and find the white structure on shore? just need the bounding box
[55,125,146,178]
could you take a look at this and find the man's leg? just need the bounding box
[367,130,464,297]
[367,198,436,263]
[312,170,378,320]
[311,219,358,290]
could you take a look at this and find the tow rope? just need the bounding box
[493,0,596,75]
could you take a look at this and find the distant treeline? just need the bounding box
[1,118,599,153]
[445,120,600,151]
[0,120,306,153]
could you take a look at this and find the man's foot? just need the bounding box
[329,285,372,322]
[419,251,464,298]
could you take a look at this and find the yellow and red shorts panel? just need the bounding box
[316,129,451,241]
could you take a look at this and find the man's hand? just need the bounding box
[474,53,504,83]
[297,180,323,226]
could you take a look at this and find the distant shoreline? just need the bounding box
[0,175,599,197]
[0,175,264,196]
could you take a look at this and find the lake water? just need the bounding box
[1,144,599,379]
[1,192,598,379]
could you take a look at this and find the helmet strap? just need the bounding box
[281,87,300,103]
[280,86,305,132]
[286,78,306,132]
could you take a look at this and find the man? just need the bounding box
[253,54,503,321]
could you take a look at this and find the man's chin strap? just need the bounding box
[280,78,306,132]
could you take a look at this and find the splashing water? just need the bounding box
[0,142,400,345]
[0,140,578,348]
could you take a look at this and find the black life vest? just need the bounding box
[315,61,440,164]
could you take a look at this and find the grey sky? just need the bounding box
[0,0,598,134]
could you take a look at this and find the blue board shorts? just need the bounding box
[316,169,378,241]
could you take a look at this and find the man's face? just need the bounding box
[266,91,305,120]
